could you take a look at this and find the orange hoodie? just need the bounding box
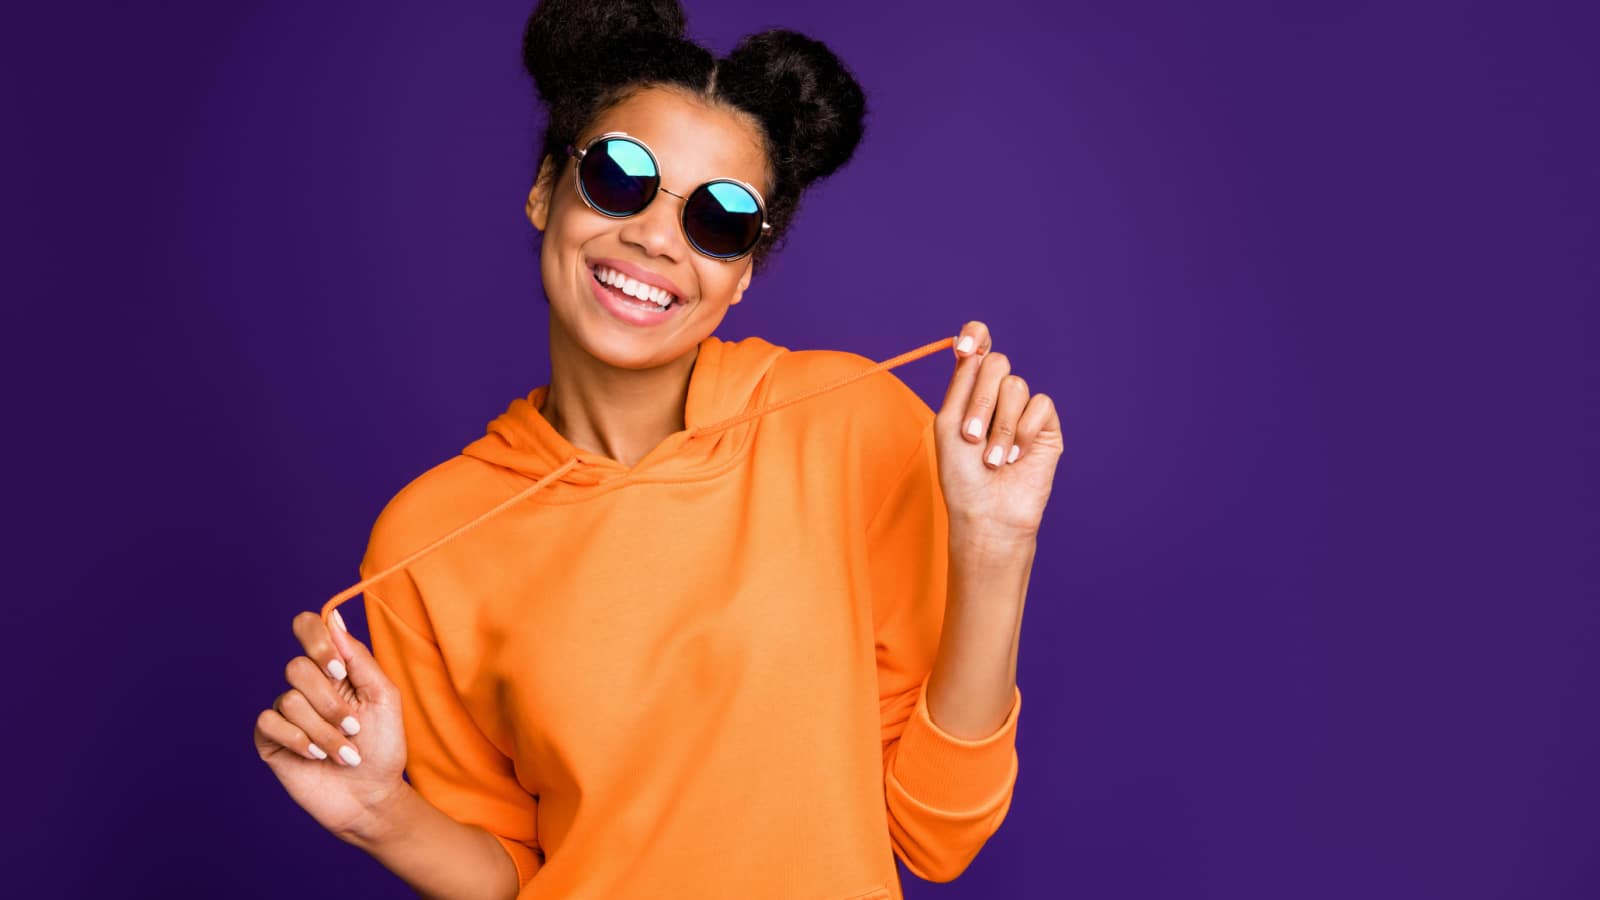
[322,333,1022,899]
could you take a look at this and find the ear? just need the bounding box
[728,259,754,306]
[526,155,557,232]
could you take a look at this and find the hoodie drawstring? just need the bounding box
[321,335,958,631]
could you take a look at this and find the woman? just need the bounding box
[252,1,1062,897]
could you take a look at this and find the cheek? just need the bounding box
[539,222,589,305]
[540,212,603,279]
[694,269,744,307]
[546,199,601,245]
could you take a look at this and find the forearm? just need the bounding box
[341,783,521,900]
[924,521,1034,739]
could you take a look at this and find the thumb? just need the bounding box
[325,609,390,701]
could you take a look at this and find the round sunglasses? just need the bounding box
[565,131,772,261]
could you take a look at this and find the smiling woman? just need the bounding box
[252,0,1062,897]
[528,84,781,377]
[520,0,865,384]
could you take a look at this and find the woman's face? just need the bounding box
[526,85,772,371]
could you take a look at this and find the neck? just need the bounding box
[539,317,698,468]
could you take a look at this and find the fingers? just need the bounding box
[960,351,1012,449]
[273,688,364,767]
[1010,391,1060,464]
[982,374,1029,468]
[941,320,1047,469]
[284,654,362,739]
[940,321,994,427]
[255,708,329,762]
[293,610,347,683]
[951,320,992,358]
[256,608,373,768]
[324,608,389,702]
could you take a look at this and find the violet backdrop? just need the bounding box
[6,0,1595,897]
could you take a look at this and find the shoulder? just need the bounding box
[773,346,935,436]
[360,455,512,579]
[769,347,938,502]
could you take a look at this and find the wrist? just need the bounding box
[949,515,1037,565]
[337,780,417,850]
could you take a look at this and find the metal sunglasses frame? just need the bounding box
[565,130,772,261]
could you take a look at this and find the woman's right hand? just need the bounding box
[253,609,409,842]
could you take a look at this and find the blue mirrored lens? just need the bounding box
[684,181,763,258]
[707,182,759,214]
[580,138,658,214]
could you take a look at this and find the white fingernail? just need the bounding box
[307,743,328,760]
[327,659,347,681]
[965,418,983,439]
[341,716,361,736]
[330,609,347,632]
[986,445,1004,466]
[957,335,974,354]
[1008,444,1020,464]
[339,745,362,766]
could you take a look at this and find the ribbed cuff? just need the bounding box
[492,833,543,888]
[888,678,1021,813]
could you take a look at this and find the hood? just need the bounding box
[459,334,788,489]
[321,334,956,627]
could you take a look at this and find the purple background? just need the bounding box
[8,0,1596,897]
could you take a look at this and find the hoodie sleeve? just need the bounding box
[868,417,1023,884]
[358,562,545,889]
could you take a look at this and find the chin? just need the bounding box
[559,306,707,372]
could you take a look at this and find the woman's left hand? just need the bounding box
[934,320,1064,549]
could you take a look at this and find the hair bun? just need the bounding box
[716,29,867,186]
[522,0,690,107]
[518,2,869,273]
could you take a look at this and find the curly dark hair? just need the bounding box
[521,0,868,273]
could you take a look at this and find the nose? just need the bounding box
[617,188,687,261]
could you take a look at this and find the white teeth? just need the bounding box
[594,265,676,308]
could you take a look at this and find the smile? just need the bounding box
[588,264,685,326]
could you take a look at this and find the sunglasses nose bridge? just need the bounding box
[607,184,693,262]
[643,188,697,251]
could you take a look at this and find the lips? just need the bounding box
[586,256,685,302]
[586,263,685,327]
[589,266,674,310]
